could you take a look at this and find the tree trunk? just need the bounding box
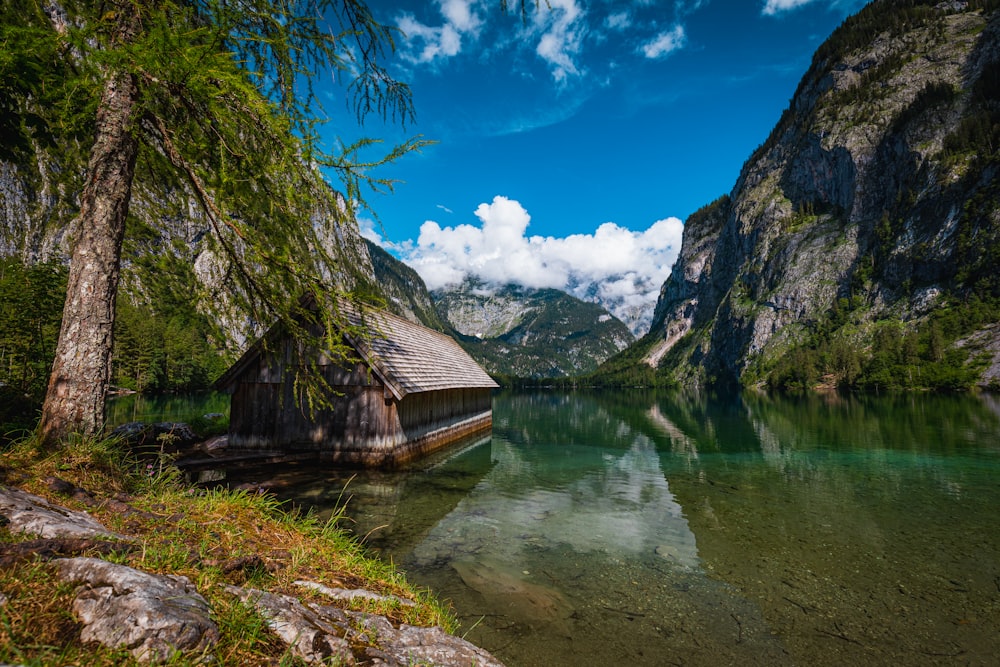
[38,62,140,446]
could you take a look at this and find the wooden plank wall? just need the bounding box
[227,338,494,466]
[398,388,491,434]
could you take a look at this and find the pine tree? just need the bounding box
[2,0,426,446]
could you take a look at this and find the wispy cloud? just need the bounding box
[392,0,711,136]
[477,85,597,136]
[396,0,485,65]
[676,0,709,17]
[440,0,482,31]
[762,0,818,16]
[396,0,590,84]
[529,0,588,83]
[641,24,686,59]
[605,11,631,31]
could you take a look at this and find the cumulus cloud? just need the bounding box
[398,196,684,330]
[641,24,686,59]
[358,216,381,245]
[762,0,818,16]
[397,0,484,64]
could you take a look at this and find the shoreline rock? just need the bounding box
[0,483,506,666]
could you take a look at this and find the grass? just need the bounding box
[0,435,457,666]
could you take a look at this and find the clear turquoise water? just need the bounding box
[206,390,1000,666]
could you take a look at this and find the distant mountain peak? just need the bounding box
[367,249,636,378]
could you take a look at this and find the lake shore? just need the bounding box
[0,435,502,666]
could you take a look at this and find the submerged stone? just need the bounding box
[452,557,573,629]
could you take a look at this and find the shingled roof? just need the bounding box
[345,307,497,400]
[216,304,497,401]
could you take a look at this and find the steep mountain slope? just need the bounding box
[643,0,1000,390]
[434,278,635,378]
[0,2,378,361]
[365,240,451,333]
[367,246,635,378]
[1,105,375,358]
[565,273,660,338]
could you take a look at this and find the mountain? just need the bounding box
[433,278,635,378]
[565,274,660,338]
[634,0,1000,391]
[366,246,636,378]
[1,6,378,402]
[365,240,452,334]
[1,96,375,363]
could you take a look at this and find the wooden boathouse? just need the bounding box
[216,306,498,467]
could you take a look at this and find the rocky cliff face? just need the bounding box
[367,247,636,378]
[1,2,379,357]
[433,278,635,378]
[0,121,375,354]
[566,273,661,338]
[647,0,1000,389]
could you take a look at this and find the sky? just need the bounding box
[319,0,869,331]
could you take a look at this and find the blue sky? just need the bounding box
[320,0,868,331]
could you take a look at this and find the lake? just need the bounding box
[106,391,230,426]
[179,389,1000,666]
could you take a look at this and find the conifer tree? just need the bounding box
[2,0,425,446]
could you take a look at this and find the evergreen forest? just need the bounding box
[0,258,228,435]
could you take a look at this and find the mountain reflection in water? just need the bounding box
[209,390,1000,667]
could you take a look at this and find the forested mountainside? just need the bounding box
[365,240,452,334]
[629,0,1000,391]
[1,118,377,413]
[0,129,375,343]
[433,278,634,378]
[367,247,634,378]
[0,0,380,420]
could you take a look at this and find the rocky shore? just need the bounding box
[0,479,504,666]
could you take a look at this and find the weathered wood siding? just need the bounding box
[227,338,493,467]
[397,388,491,438]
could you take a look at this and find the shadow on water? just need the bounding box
[193,389,1000,667]
[105,392,229,427]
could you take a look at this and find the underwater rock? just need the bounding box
[452,557,573,630]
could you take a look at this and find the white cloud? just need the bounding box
[397,196,684,331]
[762,0,817,16]
[676,0,709,16]
[358,216,383,245]
[395,0,590,79]
[605,11,631,31]
[530,0,587,82]
[641,24,686,59]
[397,0,484,64]
[440,0,482,32]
